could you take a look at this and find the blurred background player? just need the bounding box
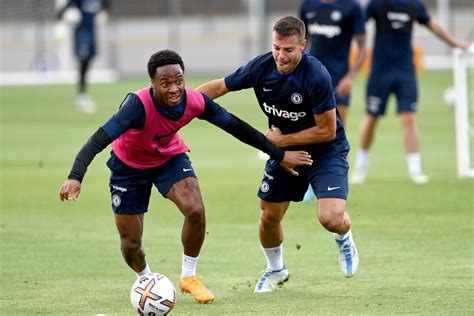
[59,50,312,303]
[198,16,359,293]
[350,0,469,184]
[299,0,367,202]
[299,0,367,125]
[56,0,109,114]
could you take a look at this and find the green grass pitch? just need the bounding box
[1,71,472,315]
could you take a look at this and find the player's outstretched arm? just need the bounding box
[222,113,312,167]
[199,94,312,174]
[427,20,470,49]
[196,78,229,100]
[59,127,112,202]
[336,34,367,97]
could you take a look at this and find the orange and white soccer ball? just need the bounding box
[131,273,177,315]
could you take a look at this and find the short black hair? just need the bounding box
[272,16,306,41]
[147,49,185,79]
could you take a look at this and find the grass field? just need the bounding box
[1,71,473,315]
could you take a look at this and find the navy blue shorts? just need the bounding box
[107,152,197,215]
[258,154,349,202]
[366,71,418,116]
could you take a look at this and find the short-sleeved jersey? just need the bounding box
[299,0,365,81]
[225,51,349,160]
[367,0,431,73]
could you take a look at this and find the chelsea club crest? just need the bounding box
[291,93,303,104]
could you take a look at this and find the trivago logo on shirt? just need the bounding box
[387,11,411,22]
[307,23,341,38]
[263,102,307,121]
[387,11,411,29]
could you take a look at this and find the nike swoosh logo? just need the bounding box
[183,168,193,172]
[263,87,272,92]
[327,186,341,191]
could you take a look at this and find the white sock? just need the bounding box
[136,264,152,278]
[262,244,284,271]
[406,152,423,175]
[354,149,369,172]
[334,229,351,241]
[181,253,199,279]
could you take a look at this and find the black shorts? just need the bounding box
[258,155,349,203]
[107,152,196,215]
[366,71,418,116]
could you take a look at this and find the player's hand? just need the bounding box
[336,74,353,97]
[59,179,82,202]
[280,151,313,176]
[265,125,283,146]
[454,40,470,50]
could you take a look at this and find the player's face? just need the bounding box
[272,32,306,75]
[151,64,185,107]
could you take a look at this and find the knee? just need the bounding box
[183,203,205,225]
[121,237,142,257]
[400,113,416,128]
[364,115,378,129]
[259,210,281,230]
[318,210,345,232]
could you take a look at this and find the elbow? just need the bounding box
[216,79,229,97]
[198,79,228,100]
[326,129,336,141]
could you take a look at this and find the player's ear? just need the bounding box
[300,38,307,50]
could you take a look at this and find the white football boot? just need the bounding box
[335,231,359,278]
[350,168,367,184]
[409,172,429,184]
[254,266,289,293]
[76,93,97,114]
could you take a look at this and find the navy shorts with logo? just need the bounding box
[366,71,418,116]
[107,152,196,215]
[258,154,349,202]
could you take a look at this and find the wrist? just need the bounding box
[274,148,285,163]
[67,174,82,183]
[279,135,291,148]
[347,72,356,80]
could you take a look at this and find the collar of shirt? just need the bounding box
[149,87,186,120]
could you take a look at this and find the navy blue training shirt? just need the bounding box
[224,51,349,159]
[299,0,365,82]
[367,0,431,72]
